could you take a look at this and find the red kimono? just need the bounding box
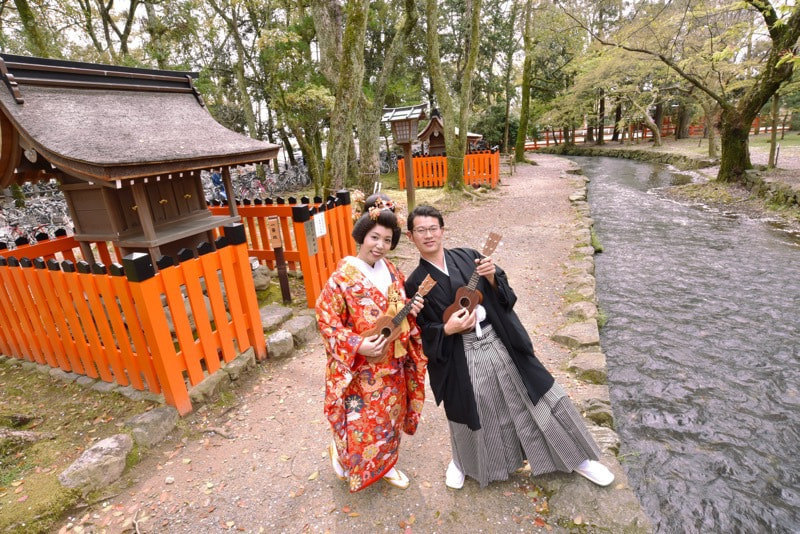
[316,257,427,492]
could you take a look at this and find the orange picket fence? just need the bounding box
[208,190,356,307]
[398,151,500,189]
[0,224,264,415]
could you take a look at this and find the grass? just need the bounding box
[0,361,155,533]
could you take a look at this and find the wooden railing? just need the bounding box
[524,121,787,150]
[398,151,500,189]
[0,225,263,415]
[208,190,356,307]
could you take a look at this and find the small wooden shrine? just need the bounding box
[417,110,483,156]
[0,54,279,263]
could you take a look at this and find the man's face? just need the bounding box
[407,215,444,258]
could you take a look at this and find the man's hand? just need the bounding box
[475,256,496,287]
[444,307,477,335]
[408,294,424,317]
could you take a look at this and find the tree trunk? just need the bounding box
[144,1,168,69]
[514,0,534,162]
[14,0,51,56]
[718,109,752,182]
[355,0,417,193]
[597,93,605,145]
[768,93,779,168]
[653,102,663,135]
[323,0,370,192]
[612,102,621,141]
[675,104,691,139]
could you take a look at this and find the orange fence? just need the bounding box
[0,224,264,415]
[208,190,356,307]
[398,151,500,189]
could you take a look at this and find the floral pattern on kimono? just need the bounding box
[315,257,427,492]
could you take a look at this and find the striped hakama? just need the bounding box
[448,325,601,487]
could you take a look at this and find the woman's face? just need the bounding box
[357,224,393,266]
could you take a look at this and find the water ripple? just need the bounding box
[571,156,800,533]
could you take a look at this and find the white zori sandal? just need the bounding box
[573,459,615,487]
[382,467,410,489]
[328,441,346,481]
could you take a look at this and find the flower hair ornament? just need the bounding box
[368,198,396,220]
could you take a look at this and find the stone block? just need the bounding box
[267,330,294,359]
[260,304,293,331]
[91,381,119,394]
[568,351,607,384]
[49,368,78,383]
[58,434,133,493]
[125,406,179,448]
[551,321,600,349]
[224,348,256,381]
[188,371,232,406]
[563,301,597,321]
[283,315,318,347]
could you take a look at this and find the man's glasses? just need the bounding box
[412,225,442,236]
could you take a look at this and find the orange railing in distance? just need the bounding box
[398,151,500,189]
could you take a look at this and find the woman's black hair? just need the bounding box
[352,209,401,250]
[407,204,444,232]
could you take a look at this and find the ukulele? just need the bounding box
[442,232,502,323]
[362,274,437,362]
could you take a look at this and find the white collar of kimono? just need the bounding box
[422,255,488,337]
[348,256,392,296]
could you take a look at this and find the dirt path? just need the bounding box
[57,155,644,533]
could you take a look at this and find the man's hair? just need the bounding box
[407,204,444,232]
[352,209,401,250]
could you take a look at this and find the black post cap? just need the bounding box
[7,257,20,267]
[91,263,107,275]
[301,196,310,204]
[337,190,351,205]
[33,257,46,269]
[177,248,194,262]
[61,260,75,273]
[288,196,297,204]
[14,237,29,247]
[223,224,247,245]
[122,252,155,282]
[34,232,49,242]
[292,205,311,223]
[215,236,229,249]
[0,256,6,266]
[110,263,125,276]
[55,228,67,237]
[47,259,61,271]
[76,261,91,274]
[197,242,213,256]
[20,257,33,268]
[156,255,175,269]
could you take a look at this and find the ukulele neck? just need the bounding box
[391,292,419,327]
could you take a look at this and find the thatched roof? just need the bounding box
[0,54,279,187]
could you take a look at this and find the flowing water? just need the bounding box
[571,156,800,533]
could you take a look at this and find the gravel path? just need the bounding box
[57,155,646,534]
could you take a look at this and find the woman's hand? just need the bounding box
[408,293,425,317]
[358,333,389,362]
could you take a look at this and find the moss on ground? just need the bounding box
[0,360,154,533]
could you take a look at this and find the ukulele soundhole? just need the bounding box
[380,327,392,338]
[458,297,471,308]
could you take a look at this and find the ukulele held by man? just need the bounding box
[442,232,502,323]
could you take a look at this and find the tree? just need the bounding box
[425,0,484,188]
[567,0,800,183]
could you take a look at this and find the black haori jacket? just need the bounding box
[405,248,555,430]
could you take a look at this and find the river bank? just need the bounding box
[538,137,800,236]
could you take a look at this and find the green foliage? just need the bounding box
[471,103,518,150]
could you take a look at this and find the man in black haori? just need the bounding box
[404,205,614,489]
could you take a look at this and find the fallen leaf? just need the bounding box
[573,515,583,525]
[341,505,351,513]
[348,512,360,517]
[308,470,319,480]
[17,495,28,502]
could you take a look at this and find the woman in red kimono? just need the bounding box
[315,198,427,492]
